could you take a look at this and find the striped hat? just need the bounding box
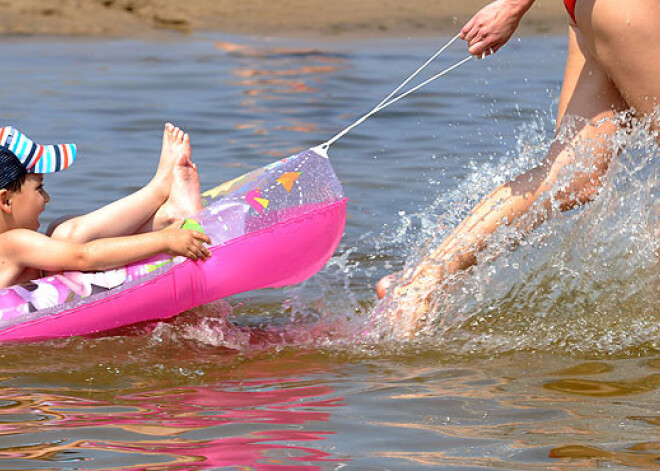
[0,126,77,174]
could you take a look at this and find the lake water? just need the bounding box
[0,33,658,470]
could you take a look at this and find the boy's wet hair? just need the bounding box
[0,147,28,192]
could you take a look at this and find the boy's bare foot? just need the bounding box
[151,131,202,228]
[152,123,189,194]
[167,143,203,217]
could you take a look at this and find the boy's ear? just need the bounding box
[0,189,12,214]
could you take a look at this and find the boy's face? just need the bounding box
[10,174,50,230]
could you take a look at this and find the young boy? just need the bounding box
[0,124,211,290]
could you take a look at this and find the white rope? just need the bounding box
[373,55,473,112]
[320,34,473,150]
[374,33,462,109]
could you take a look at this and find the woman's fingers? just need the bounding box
[463,25,481,44]
[460,17,476,39]
[469,38,498,57]
[459,0,525,57]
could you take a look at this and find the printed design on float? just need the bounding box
[237,152,310,214]
[201,152,309,213]
[277,171,301,193]
[245,187,269,215]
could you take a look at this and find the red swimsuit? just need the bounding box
[563,0,577,24]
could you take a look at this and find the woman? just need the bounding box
[377,0,660,334]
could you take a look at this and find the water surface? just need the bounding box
[0,34,658,470]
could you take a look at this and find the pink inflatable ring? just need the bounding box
[0,148,346,342]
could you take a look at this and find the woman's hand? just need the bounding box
[163,226,212,261]
[460,0,534,57]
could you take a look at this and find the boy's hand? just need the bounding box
[163,227,212,261]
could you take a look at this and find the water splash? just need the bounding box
[367,110,659,357]
[147,108,658,359]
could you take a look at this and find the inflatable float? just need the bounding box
[0,35,473,343]
[0,147,346,342]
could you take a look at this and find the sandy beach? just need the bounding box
[0,0,568,38]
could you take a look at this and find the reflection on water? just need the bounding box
[0,385,343,469]
[215,40,347,159]
[0,35,657,470]
[0,347,659,469]
[545,374,660,397]
[550,444,660,469]
[0,352,345,470]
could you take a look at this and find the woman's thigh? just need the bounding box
[555,24,626,128]
[575,0,660,117]
[542,25,624,202]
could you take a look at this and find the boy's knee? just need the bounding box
[47,215,83,241]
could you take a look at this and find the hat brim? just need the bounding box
[0,126,77,174]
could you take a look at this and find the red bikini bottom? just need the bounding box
[564,0,577,24]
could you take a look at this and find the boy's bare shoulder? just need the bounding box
[0,229,47,259]
[0,228,44,241]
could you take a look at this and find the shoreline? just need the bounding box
[0,1,568,40]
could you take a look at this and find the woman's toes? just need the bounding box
[376,274,395,299]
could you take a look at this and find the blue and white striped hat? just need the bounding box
[0,126,77,174]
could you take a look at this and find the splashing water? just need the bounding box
[367,109,659,357]
[146,109,658,358]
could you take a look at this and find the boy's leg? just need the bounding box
[137,140,202,234]
[50,124,200,243]
[379,26,627,335]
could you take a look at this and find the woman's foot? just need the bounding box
[375,262,445,339]
[376,273,396,299]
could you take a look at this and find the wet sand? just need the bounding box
[0,0,568,39]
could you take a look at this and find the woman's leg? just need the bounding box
[49,124,201,243]
[379,25,627,334]
[574,0,660,119]
[574,0,660,263]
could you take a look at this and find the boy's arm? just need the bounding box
[3,228,211,274]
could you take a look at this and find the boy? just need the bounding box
[0,124,211,290]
